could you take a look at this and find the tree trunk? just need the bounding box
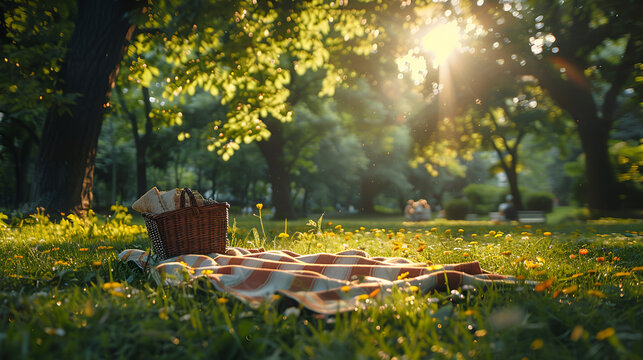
[577,116,620,215]
[359,175,380,213]
[11,140,31,207]
[256,118,294,220]
[32,0,141,217]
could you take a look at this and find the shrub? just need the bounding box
[462,184,505,214]
[525,192,555,213]
[444,199,470,220]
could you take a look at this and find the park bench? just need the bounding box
[488,210,546,223]
[517,210,546,224]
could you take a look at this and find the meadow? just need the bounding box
[0,207,641,359]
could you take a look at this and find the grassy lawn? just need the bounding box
[1,209,642,359]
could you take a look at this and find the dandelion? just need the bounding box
[430,227,437,232]
[278,232,289,238]
[256,203,263,210]
[340,285,351,292]
[217,298,229,304]
[524,225,532,229]
[463,252,469,257]
[445,229,452,234]
[524,260,540,269]
[397,272,409,280]
[633,266,643,272]
[408,285,419,292]
[102,282,121,290]
[596,257,605,262]
[458,229,464,233]
[579,249,589,255]
[570,325,584,341]
[469,241,478,245]
[614,272,630,277]
[489,230,496,236]
[271,294,281,300]
[543,232,552,236]
[427,264,444,271]
[79,248,89,252]
[587,289,606,298]
[443,251,452,255]
[612,256,620,261]
[202,269,214,275]
[471,234,477,237]
[455,237,463,241]
[356,294,369,301]
[562,285,578,294]
[531,339,544,350]
[92,261,102,267]
[334,225,342,230]
[596,327,615,340]
[534,278,554,292]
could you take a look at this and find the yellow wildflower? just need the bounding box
[596,328,615,340]
[217,298,229,304]
[256,203,263,210]
[562,285,578,294]
[531,339,544,350]
[340,285,350,293]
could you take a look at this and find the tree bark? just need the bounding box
[359,175,380,214]
[33,0,142,217]
[531,65,620,214]
[256,118,295,220]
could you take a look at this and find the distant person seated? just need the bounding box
[498,194,518,221]
[415,199,432,221]
[404,200,416,221]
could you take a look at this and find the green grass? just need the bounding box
[1,209,642,359]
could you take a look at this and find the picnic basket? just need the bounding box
[142,188,229,259]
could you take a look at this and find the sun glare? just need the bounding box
[421,21,462,67]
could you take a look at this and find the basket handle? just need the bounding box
[179,188,198,208]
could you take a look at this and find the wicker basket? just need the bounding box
[142,188,229,259]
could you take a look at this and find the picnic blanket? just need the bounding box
[119,248,524,314]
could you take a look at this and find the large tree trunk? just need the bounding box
[359,175,380,214]
[577,115,620,215]
[33,0,141,217]
[256,118,295,220]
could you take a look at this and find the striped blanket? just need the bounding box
[119,248,522,314]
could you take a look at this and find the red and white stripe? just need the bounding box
[119,247,522,314]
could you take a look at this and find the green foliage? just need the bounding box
[525,192,555,213]
[444,198,470,220]
[110,205,133,225]
[462,184,505,214]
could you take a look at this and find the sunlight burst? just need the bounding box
[421,21,462,67]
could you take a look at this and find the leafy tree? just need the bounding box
[32,0,144,217]
[465,0,643,214]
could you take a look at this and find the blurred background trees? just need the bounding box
[1,0,641,219]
